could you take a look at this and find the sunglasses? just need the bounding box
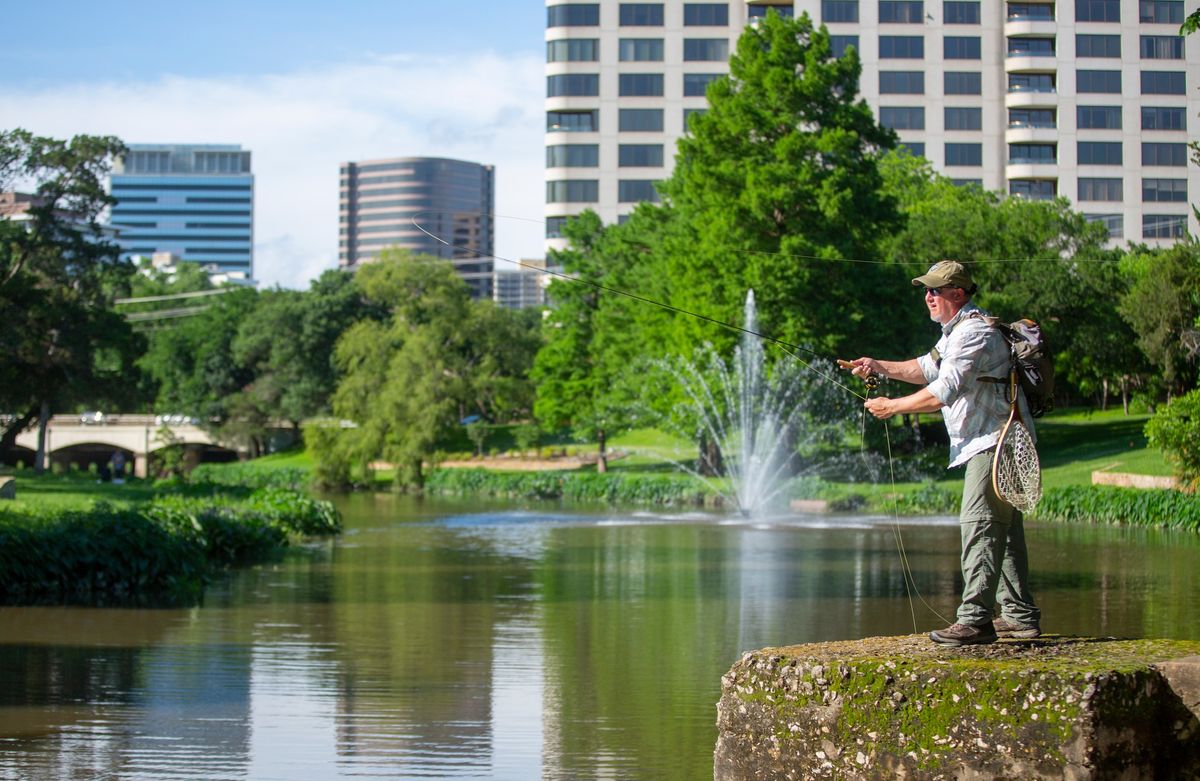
[924,286,957,297]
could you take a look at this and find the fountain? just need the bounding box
[670,291,852,517]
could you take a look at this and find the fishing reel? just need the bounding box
[864,373,880,396]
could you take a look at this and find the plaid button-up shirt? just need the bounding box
[916,303,1035,468]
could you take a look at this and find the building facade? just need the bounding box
[544,0,1198,249]
[494,258,551,308]
[108,144,254,276]
[339,157,496,299]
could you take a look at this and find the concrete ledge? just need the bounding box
[715,634,1200,780]
[1091,470,1178,490]
[789,499,831,514]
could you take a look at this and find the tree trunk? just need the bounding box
[33,398,50,474]
[1121,376,1130,415]
[698,432,724,477]
[596,428,608,474]
[1101,377,1109,411]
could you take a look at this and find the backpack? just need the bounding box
[979,316,1055,418]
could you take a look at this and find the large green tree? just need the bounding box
[0,129,138,471]
[659,10,902,359]
[1119,242,1200,396]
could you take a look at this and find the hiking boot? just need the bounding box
[993,617,1041,639]
[929,622,997,647]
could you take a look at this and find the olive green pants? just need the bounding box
[956,450,1041,627]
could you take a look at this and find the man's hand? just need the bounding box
[863,396,899,420]
[838,357,880,380]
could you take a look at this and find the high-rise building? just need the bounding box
[544,0,1198,249]
[494,258,550,309]
[108,144,254,276]
[339,157,495,299]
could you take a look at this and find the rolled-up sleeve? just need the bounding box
[925,326,991,406]
[917,353,939,384]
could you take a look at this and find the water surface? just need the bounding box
[1,494,1197,780]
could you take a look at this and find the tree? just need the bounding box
[0,129,138,472]
[1119,243,1200,397]
[659,11,903,360]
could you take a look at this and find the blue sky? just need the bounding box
[1,1,548,288]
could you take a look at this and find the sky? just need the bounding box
[0,0,548,289]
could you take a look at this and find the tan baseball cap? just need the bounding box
[911,260,976,291]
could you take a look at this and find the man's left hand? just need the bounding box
[864,396,898,420]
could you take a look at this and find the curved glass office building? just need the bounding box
[339,156,495,299]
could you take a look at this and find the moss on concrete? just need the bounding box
[715,635,1200,780]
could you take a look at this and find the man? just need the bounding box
[838,261,1041,646]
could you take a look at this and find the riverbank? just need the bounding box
[0,464,341,606]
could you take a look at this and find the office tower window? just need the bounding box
[619,73,664,96]
[1075,34,1121,57]
[1009,108,1056,127]
[1142,178,1187,202]
[619,108,664,131]
[1142,142,1187,166]
[547,39,600,62]
[546,216,574,238]
[1141,71,1186,94]
[831,35,860,56]
[823,0,860,22]
[945,106,982,130]
[1078,141,1123,165]
[1008,73,1055,92]
[1140,35,1185,58]
[1076,70,1121,93]
[620,4,664,25]
[1009,143,1056,163]
[683,108,707,127]
[880,106,926,129]
[548,74,600,97]
[548,4,601,26]
[1141,106,1186,130]
[748,3,795,17]
[879,1,924,23]
[684,3,729,24]
[1086,213,1123,238]
[1143,214,1186,238]
[945,71,982,94]
[1076,0,1119,21]
[1078,177,1123,200]
[683,38,730,60]
[880,71,925,93]
[618,179,659,202]
[546,144,600,167]
[547,180,599,202]
[1008,37,1054,56]
[683,73,722,96]
[547,110,599,132]
[1007,3,1054,20]
[619,144,665,166]
[880,35,925,57]
[953,178,983,186]
[901,142,926,156]
[1139,0,1184,22]
[1010,180,1056,199]
[1077,105,1122,129]
[945,142,982,165]
[945,36,981,58]
[945,1,982,22]
[620,38,665,60]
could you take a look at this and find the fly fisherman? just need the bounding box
[838,261,1041,646]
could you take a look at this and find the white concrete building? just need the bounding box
[544,0,1198,250]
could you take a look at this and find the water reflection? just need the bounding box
[1,495,1198,780]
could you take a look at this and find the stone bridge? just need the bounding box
[9,414,242,477]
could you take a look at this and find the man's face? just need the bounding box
[924,286,965,324]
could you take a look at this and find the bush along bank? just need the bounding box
[425,468,716,506]
[1035,485,1200,532]
[0,488,342,606]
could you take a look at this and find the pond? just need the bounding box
[1,494,1197,780]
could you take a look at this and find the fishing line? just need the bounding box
[409,211,992,629]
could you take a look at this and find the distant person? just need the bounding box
[111,451,127,484]
[838,261,1041,646]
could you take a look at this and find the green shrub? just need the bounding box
[1035,485,1200,532]
[1145,390,1200,489]
[188,462,310,491]
[424,468,711,506]
[886,481,961,515]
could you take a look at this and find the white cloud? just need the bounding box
[1,51,546,289]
